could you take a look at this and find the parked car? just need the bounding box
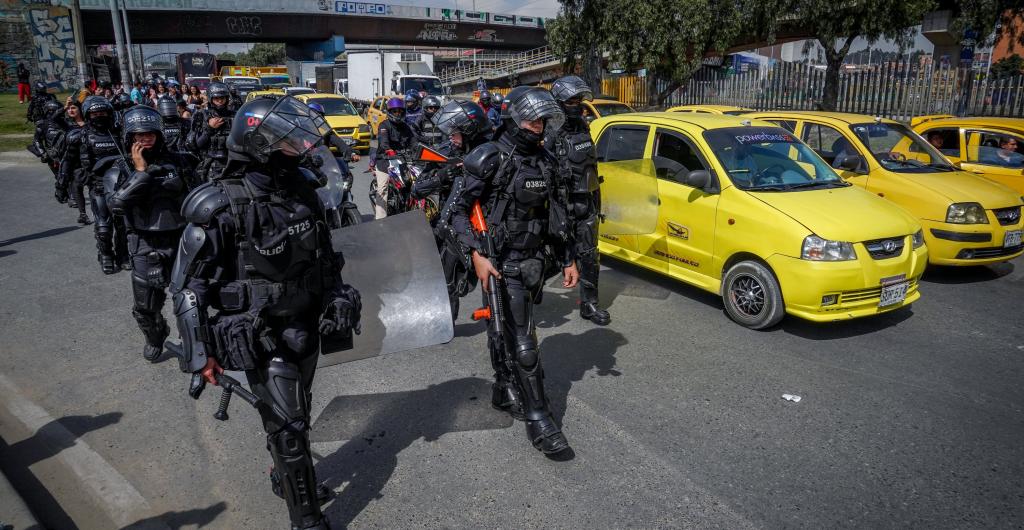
[746,111,1024,266]
[593,112,927,329]
[911,115,1024,194]
[295,93,371,153]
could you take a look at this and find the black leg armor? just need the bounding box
[248,349,327,530]
[90,186,116,273]
[128,232,175,361]
[573,192,610,325]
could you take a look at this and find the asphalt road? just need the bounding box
[1,151,1022,529]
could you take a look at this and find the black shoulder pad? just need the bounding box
[65,127,83,144]
[181,182,231,224]
[463,142,502,180]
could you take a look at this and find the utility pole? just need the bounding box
[70,0,89,86]
[109,0,130,85]
[119,0,137,85]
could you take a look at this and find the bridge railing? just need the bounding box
[603,63,1024,119]
[439,46,558,86]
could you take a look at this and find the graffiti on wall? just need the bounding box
[27,6,77,91]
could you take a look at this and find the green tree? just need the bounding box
[991,53,1024,78]
[952,0,1024,49]
[789,0,937,111]
[547,0,605,93]
[232,43,285,66]
[216,51,239,63]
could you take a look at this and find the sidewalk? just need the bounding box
[0,468,40,530]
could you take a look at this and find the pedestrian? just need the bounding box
[17,62,31,104]
[130,81,143,104]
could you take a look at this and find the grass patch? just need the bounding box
[0,136,32,153]
[0,92,71,135]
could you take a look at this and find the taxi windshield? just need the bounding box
[704,127,848,191]
[309,97,356,116]
[593,102,633,116]
[850,122,956,173]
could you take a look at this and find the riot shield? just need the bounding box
[598,158,660,235]
[320,210,454,366]
[310,145,344,212]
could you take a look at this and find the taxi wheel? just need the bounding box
[722,261,785,330]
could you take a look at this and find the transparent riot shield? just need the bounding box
[598,158,660,235]
[320,210,454,366]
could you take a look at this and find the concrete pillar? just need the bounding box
[119,0,137,85]
[70,0,89,86]
[109,0,130,84]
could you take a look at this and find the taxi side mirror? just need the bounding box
[685,169,710,189]
[836,154,865,174]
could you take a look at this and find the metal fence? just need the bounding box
[602,63,1024,119]
[439,45,558,86]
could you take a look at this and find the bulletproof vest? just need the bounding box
[418,116,444,147]
[493,149,553,250]
[118,156,190,232]
[83,126,121,179]
[201,108,234,160]
[43,121,66,158]
[554,129,599,193]
[217,177,324,317]
[162,122,186,152]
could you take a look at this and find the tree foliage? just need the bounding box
[952,0,1024,48]
[991,53,1024,78]
[215,43,286,67]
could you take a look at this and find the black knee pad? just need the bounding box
[515,337,538,371]
[258,360,309,433]
[131,273,165,313]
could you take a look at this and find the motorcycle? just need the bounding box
[370,149,438,219]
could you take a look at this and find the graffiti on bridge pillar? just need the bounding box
[27,6,77,91]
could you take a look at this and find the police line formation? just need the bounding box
[26,75,609,529]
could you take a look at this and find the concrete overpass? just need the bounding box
[79,0,548,52]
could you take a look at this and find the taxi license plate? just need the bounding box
[879,282,908,308]
[1004,230,1022,248]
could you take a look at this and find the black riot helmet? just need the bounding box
[432,100,491,142]
[157,97,179,121]
[121,105,165,150]
[34,81,47,93]
[115,92,133,110]
[550,75,593,121]
[227,96,330,164]
[82,96,114,129]
[422,95,442,118]
[499,86,564,148]
[42,99,63,119]
[206,82,230,110]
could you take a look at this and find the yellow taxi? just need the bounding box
[667,104,752,115]
[582,98,635,124]
[745,111,1024,266]
[365,95,395,137]
[244,89,285,103]
[911,115,1024,194]
[593,113,927,329]
[294,93,371,153]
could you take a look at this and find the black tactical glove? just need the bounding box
[319,284,362,335]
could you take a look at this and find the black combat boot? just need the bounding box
[580,301,611,325]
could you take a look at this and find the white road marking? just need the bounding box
[0,373,169,529]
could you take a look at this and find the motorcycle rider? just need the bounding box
[373,97,415,219]
[33,99,66,183]
[451,86,578,456]
[170,96,361,529]
[404,89,423,128]
[108,106,195,362]
[411,100,491,318]
[414,95,444,148]
[487,92,503,130]
[477,90,492,116]
[187,81,235,182]
[546,76,610,325]
[61,96,127,273]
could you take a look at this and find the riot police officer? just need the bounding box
[187,81,234,182]
[33,99,66,183]
[157,97,190,154]
[452,86,578,456]
[411,100,491,318]
[414,95,444,148]
[26,81,56,123]
[108,106,195,362]
[170,96,361,529]
[547,76,610,325]
[62,96,125,273]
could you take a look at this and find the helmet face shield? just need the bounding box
[508,89,564,132]
[550,75,594,103]
[251,96,329,160]
[432,100,488,139]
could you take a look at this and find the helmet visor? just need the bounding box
[509,89,564,132]
[255,96,330,158]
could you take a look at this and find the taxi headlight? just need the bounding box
[358,124,371,134]
[912,229,925,249]
[946,202,988,224]
[801,235,857,261]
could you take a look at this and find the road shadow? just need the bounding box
[0,225,82,248]
[540,327,626,425]
[0,412,123,530]
[777,306,914,340]
[922,262,1015,284]
[0,249,16,259]
[311,377,513,528]
[122,501,228,529]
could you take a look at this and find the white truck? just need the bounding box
[345,51,444,103]
[287,60,334,91]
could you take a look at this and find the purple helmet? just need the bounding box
[386,97,405,123]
